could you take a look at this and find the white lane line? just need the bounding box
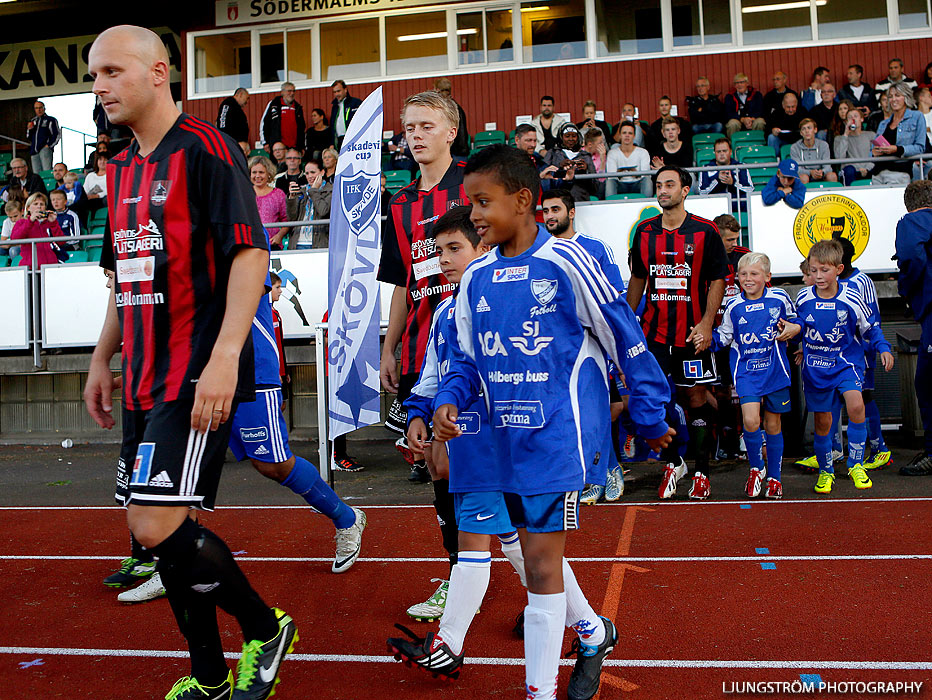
[3,497,932,511]
[2,554,931,563]
[1,646,930,670]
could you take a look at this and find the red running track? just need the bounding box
[1,500,931,699]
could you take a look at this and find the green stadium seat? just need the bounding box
[692,133,724,147]
[607,193,647,200]
[695,148,715,165]
[736,211,749,228]
[736,144,775,160]
[751,167,777,185]
[472,130,505,147]
[508,130,516,143]
[742,155,777,164]
[11,255,22,266]
[90,208,108,225]
[753,183,767,192]
[38,169,54,179]
[0,255,10,267]
[0,153,12,164]
[805,181,843,189]
[248,149,267,157]
[67,250,89,263]
[850,179,874,186]
[731,130,765,145]
[87,247,103,262]
[780,144,793,160]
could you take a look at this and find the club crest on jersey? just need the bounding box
[341,170,380,235]
[769,306,781,320]
[531,279,558,306]
[150,181,171,206]
[685,243,694,256]
[837,309,848,322]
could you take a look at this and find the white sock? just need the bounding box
[524,591,566,699]
[498,532,527,587]
[436,551,491,656]
[563,558,605,646]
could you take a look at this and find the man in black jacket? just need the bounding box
[433,78,469,157]
[762,71,799,121]
[330,80,362,150]
[2,158,47,203]
[687,77,725,134]
[217,88,250,145]
[839,64,877,117]
[261,82,306,152]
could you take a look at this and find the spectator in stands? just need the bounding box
[305,108,333,161]
[687,76,725,135]
[583,127,608,199]
[83,154,108,216]
[810,83,838,141]
[250,154,288,250]
[916,87,932,140]
[277,148,307,220]
[84,134,110,173]
[840,64,877,116]
[514,123,557,192]
[51,162,67,188]
[2,158,46,203]
[289,158,331,250]
[763,71,798,121]
[27,101,60,174]
[767,92,807,155]
[48,189,79,251]
[387,130,416,173]
[261,81,306,152]
[867,92,891,133]
[697,137,753,210]
[576,100,612,142]
[835,108,875,186]
[617,102,646,147]
[791,118,837,183]
[0,199,22,257]
[830,100,856,145]
[762,158,804,208]
[9,192,62,269]
[801,66,831,112]
[433,78,469,157]
[920,62,932,89]
[216,88,250,145]
[543,122,594,201]
[724,72,766,138]
[321,147,338,184]
[648,95,691,152]
[59,170,88,223]
[872,82,927,186]
[605,121,651,198]
[269,141,288,174]
[876,58,918,102]
[650,117,692,170]
[532,95,566,155]
[330,79,362,150]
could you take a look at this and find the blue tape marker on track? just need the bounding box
[760,562,776,570]
[800,674,823,685]
[756,547,770,555]
[740,504,752,509]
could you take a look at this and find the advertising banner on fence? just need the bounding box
[749,186,905,276]
[326,86,383,440]
[0,268,29,350]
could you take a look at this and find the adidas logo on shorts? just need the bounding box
[148,471,174,488]
[254,445,270,456]
[476,296,491,313]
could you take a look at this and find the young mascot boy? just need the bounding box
[706,252,800,498]
[388,205,528,678]
[432,145,673,700]
[796,239,894,493]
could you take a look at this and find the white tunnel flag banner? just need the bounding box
[327,86,383,441]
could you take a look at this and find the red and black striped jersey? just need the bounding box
[100,114,269,411]
[377,158,468,375]
[718,244,752,324]
[630,212,729,347]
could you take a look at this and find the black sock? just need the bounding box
[611,418,622,462]
[689,404,717,472]
[130,532,153,563]
[152,519,278,647]
[431,478,458,573]
[333,434,348,461]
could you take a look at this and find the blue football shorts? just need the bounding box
[504,491,580,533]
[454,491,515,535]
[229,387,292,463]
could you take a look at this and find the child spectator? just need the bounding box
[431,145,672,700]
[709,252,800,499]
[790,118,837,183]
[0,199,23,257]
[9,192,63,268]
[48,189,80,251]
[796,240,894,493]
[389,205,527,679]
[762,159,805,209]
[59,171,86,208]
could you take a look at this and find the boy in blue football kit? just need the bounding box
[796,240,894,494]
[432,145,673,700]
[388,206,528,679]
[707,252,800,499]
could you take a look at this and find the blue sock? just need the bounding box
[766,431,783,482]
[744,428,764,470]
[847,420,867,469]
[865,400,886,454]
[814,433,834,475]
[281,456,356,529]
[830,400,842,454]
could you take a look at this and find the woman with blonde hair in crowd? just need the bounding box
[250,154,289,249]
[321,147,338,184]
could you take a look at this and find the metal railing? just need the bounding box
[0,133,29,159]
[55,125,97,172]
